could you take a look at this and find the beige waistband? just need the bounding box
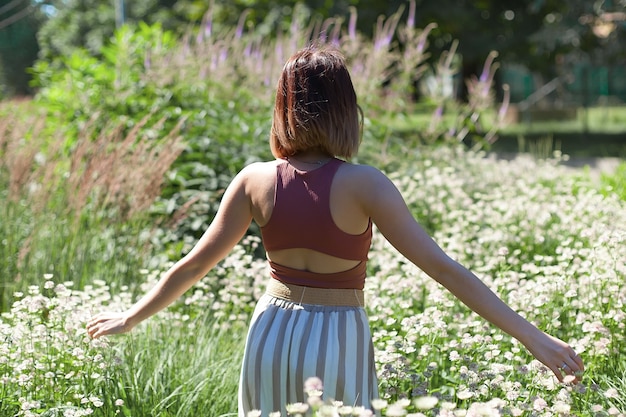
[265,279,364,307]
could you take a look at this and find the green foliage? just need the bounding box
[600,162,626,201]
[31,22,275,257]
[0,96,184,310]
[2,144,625,415]
[0,279,242,416]
[109,312,243,416]
[32,23,177,132]
[0,2,42,97]
[0,182,154,311]
[35,12,504,257]
[36,0,193,61]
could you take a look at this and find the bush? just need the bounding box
[29,7,511,257]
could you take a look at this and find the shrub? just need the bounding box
[29,6,510,257]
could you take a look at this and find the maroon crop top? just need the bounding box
[260,158,372,289]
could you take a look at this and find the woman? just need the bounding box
[87,46,584,416]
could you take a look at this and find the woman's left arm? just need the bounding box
[359,166,584,381]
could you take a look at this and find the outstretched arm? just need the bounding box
[359,167,584,381]
[87,168,254,338]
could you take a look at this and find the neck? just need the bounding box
[288,152,332,165]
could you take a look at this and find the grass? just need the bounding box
[501,106,626,135]
[380,105,626,137]
[0,106,184,311]
[2,142,625,416]
[111,311,243,416]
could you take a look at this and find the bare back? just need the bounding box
[244,159,371,273]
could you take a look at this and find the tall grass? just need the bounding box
[0,103,184,310]
[2,4,625,417]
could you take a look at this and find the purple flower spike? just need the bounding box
[349,7,357,40]
[144,51,151,69]
[408,0,416,29]
[291,18,298,36]
[384,32,393,47]
[236,10,250,39]
[319,19,336,44]
[429,105,443,131]
[329,20,341,47]
[479,51,498,83]
[205,18,212,39]
[275,42,283,63]
[498,84,511,121]
[417,23,437,54]
[417,36,426,54]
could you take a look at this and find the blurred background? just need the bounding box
[1,0,625,156]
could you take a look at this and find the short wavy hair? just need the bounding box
[270,46,362,159]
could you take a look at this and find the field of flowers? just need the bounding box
[2,145,625,416]
[1,3,626,416]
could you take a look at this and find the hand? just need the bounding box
[86,311,134,339]
[524,331,584,383]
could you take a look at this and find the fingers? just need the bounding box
[85,317,102,339]
[86,321,115,339]
[555,351,584,382]
[533,335,585,382]
[85,312,128,339]
[573,352,585,371]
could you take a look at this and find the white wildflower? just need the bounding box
[414,396,438,410]
[304,376,323,397]
[371,399,387,410]
[533,397,548,411]
[456,390,473,400]
[285,402,309,414]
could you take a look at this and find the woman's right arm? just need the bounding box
[87,166,256,339]
[357,166,584,381]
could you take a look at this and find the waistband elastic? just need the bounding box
[265,279,365,307]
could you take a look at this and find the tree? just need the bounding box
[6,0,623,99]
[36,0,193,61]
[0,0,42,96]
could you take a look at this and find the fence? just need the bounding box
[501,63,626,106]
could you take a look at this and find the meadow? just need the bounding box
[1,5,626,417]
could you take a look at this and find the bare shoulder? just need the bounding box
[336,161,406,215]
[236,159,283,224]
[236,159,283,203]
[238,159,282,184]
[241,159,283,173]
[337,161,391,189]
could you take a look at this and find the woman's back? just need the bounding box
[246,156,372,275]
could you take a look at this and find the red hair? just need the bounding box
[270,46,362,159]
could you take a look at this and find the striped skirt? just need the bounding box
[238,289,378,416]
